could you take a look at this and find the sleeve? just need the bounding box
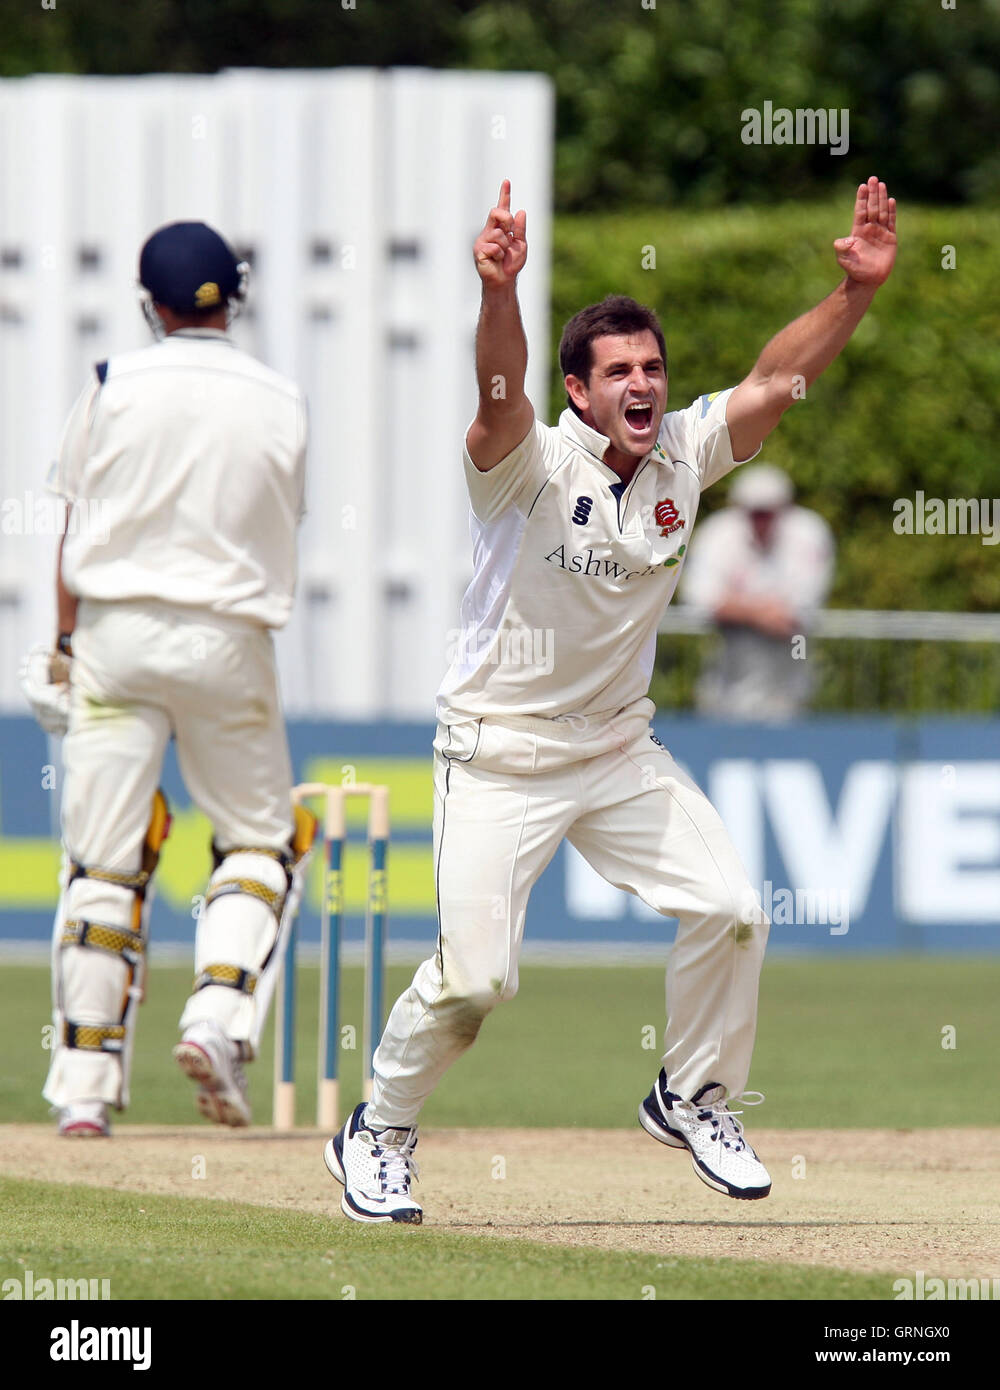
[46,379,102,503]
[462,419,553,524]
[681,387,761,492]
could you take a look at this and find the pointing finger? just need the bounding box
[488,206,514,236]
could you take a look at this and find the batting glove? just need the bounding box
[19,643,72,736]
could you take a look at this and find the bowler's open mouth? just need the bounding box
[624,402,653,432]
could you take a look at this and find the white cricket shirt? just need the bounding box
[50,329,307,629]
[437,388,757,722]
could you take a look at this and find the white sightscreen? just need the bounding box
[0,68,554,716]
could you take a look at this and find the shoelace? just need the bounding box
[374,1138,420,1196]
[697,1091,765,1151]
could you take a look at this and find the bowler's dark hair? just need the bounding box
[559,295,667,417]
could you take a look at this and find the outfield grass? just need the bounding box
[0,1175,895,1301]
[1,956,995,1130]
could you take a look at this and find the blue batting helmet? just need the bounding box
[138,221,246,313]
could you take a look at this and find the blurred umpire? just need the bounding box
[20,222,314,1136]
[681,464,835,720]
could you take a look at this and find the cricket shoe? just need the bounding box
[58,1100,110,1137]
[324,1102,422,1224]
[173,1021,251,1127]
[639,1072,771,1200]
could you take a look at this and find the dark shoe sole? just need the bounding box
[174,1042,250,1127]
[174,1041,217,1086]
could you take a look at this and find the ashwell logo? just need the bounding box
[2,1267,111,1300]
[741,102,849,156]
[50,1319,151,1371]
[544,545,660,584]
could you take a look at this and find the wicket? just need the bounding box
[272,782,389,1132]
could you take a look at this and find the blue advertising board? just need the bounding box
[1,715,998,954]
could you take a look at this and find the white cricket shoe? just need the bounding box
[58,1100,110,1137]
[324,1102,422,1224]
[640,1073,771,1200]
[173,1021,251,1127]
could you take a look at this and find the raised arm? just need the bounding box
[465,180,534,472]
[726,177,897,462]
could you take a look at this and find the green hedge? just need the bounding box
[460,0,1000,210]
[550,199,1000,616]
[549,200,1000,711]
[10,1,999,210]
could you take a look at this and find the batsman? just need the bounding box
[21,222,315,1136]
[324,177,897,1222]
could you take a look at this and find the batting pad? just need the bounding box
[180,850,293,1048]
[43,789,170,1111]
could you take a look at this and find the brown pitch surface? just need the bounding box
[2,1123,998,1282]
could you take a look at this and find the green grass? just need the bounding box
[0,1175,896,1301]
[2,956,996,1130]
[2,958,989,1305]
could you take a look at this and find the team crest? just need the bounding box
[654,497,685,537]
[194,281,221,307]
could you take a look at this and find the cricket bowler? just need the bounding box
[324,177,897,1222]
[20,222,315,1136]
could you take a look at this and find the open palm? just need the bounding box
[834,177,897,286]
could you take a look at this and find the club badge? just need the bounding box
[654,498,685,537]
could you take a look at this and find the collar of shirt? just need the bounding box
[166,328,233,343]
[557,406,659,485]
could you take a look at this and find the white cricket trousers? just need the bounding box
[43,598,294,1109]
[368,701,769,1129]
